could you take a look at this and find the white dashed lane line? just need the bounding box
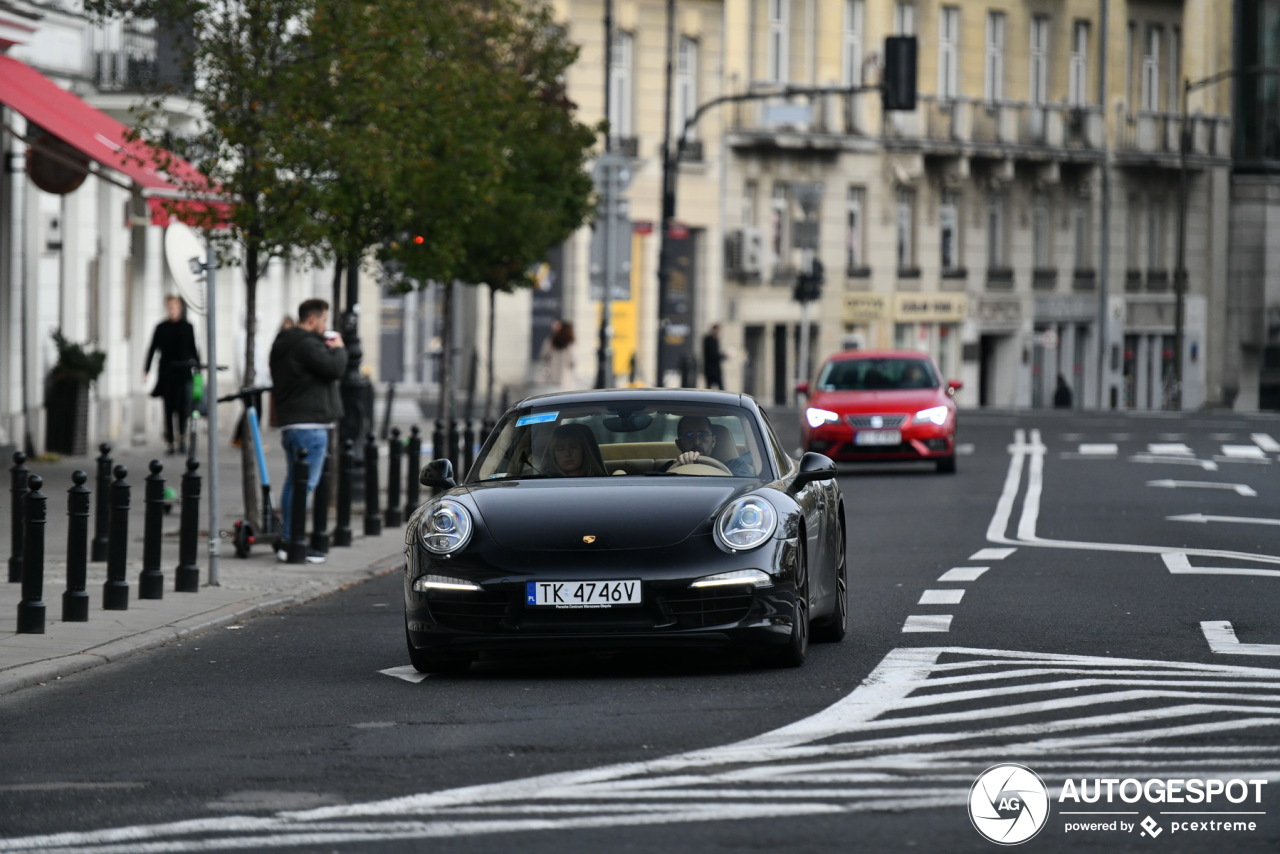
[900,550,1016,634]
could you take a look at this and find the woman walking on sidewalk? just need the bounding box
[143,295,200,455]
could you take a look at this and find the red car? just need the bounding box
[797,350,962,473]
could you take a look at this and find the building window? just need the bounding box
[985,12,1006,102]
[609,30,634,140]
[770,182,791,277]
[1126,193,1142,271]
[987,192,1007,268]
[1142,25,1162,111]
[846,186,866,271]
[676,36,699,140]
[1072,200,1092,269]
[938,6,960,102]
[1030,15,1050,106]
[743,180,758,229]
[1069,21,1089,106]
[896,187,917,271]
[1169,27,1182,112]
[1033,193,1052,268]
[894,2,916,36]
[843,0,865,87]
[768,0,789,84]
[940,190,961,272]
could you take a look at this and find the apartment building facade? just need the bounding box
[520,0,1234,411]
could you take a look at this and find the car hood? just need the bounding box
[459,478,750,551]
[811,389,948,413]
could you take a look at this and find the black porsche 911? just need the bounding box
[403,388,846,673]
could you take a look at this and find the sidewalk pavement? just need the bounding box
[0,417,418,698]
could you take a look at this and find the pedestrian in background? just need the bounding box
[539,318,578,391]
[702,323,725,389]
[269,299,347,563]
[143,294,200,455]
[1054,373,1074,409]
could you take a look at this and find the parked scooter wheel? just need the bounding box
[233,520,255,559]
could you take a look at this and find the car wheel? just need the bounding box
[812,520,847,644]
[406,627,472,674]
[760,541,810,668]
[936,454,956,474]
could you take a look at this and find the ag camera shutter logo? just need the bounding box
[969,764,1051,845]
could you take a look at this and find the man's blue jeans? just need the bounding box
[280,427,329,543]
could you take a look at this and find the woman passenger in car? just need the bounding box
[547,424,607,477]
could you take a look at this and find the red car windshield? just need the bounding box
[816,358,938,391]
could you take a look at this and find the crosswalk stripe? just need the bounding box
[918,589,964,605]
[939,566,990,582]
[969,548,1014,560]
[902,615,952,633]
[1251,433,1280,453]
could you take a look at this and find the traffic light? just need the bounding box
[793,259,824,303]
[882,36,918,112]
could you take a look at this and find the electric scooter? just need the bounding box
[216,386,279,558]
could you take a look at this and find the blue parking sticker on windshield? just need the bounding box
[517,412,558,427]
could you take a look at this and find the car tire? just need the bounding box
[760,542,809,668]
[812,520,847,644]
[936,455,956,474]
[406,628,472,674]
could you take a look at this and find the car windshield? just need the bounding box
[816,357,938,391]
[469,401,771,483]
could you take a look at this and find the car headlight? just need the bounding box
[714,496,778,553]
[913,405,950,426]
[806,407,840,428]
[419,499,473,555]
[690,569,772,588]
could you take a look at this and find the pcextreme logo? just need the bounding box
[969,764,1051,845]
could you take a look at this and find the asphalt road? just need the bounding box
[2,408,1279,853]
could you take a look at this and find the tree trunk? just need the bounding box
[240,244,262,533]
[437,280,454,459]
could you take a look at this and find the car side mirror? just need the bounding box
[795,381,810,397]
[420,458,457,491]
[790,451,836,492]
[947,379,964,396]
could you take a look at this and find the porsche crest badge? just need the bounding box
[582,535,597,544]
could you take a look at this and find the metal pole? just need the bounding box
[656,0,677,386]
[204,245,220,586]
[1173,77,1190,411]
[597,0,616,389]
[1096,0,1111,410]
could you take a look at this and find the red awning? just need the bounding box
[0,53,227,227]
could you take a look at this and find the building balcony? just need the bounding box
[1114,107,1230,164]
[885,96,1105,160]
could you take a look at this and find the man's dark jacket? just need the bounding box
[269,326,348,426]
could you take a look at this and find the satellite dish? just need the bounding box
[164,222,208,312]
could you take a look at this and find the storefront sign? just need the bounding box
[976,296,1022,327]
[893,293,968,323]
[843,293,887,323]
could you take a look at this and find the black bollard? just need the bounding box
[91,443,112,563]
[385,428,403,528]
[432,420,445,463]
[333,439,354,547]
[139,460,166,600]
[405,426,422,519]
[363,432,382,537]
[9,451,28,583]
[447,420,460,471]
[103,465,130,610]
[16,476,46,633]
[175,458,201,593]
[63,471,91,622]
[463,420,477,475]
[287,447,310,564]
[310,450,332,553]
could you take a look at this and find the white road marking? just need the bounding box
[1129,453,1219,470]
[1167,513,1280,527]
[1148,443,1192,455]
[970,548,1015,560]
[956,443,975,456]
[1212,454,1272,465]
[1251,433,1280,453]
[1223,444,1267,459]
[1078,443,1118,456]
[939,567,990,582]
[1201,621,1280,657]
[9,648,1280,850]
[918,589,965,605]
[1162,553,1280,579]
[379,666,429,684]
[1147,479,1257,497]
[901,615,953,633]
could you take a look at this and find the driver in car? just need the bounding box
[663,415,754,476]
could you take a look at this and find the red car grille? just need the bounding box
[846,413,909,429]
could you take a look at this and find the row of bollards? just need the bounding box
[11,450,204,633]
[10,418,494,631]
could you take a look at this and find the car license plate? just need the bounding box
[526,579,642,608]
[855,429,902,446]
